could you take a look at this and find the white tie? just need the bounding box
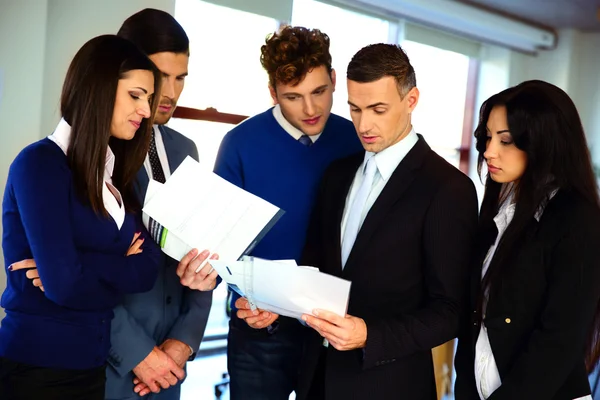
[341,155,377,268]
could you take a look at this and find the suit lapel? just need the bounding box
[159,125,185,174]
[342,137,431,276]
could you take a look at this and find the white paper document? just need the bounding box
[142,157,284,262]
[142,180,193,260]
[209,257,352,319]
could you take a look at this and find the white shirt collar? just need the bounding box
[48,118,124,229]
[364,128,418,182]
[272,105,321,142]
[48,118,116,179]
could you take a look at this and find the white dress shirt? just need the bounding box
[143,125,171,181]
[48,118,125,229]
[475,189,590,400]
[272,104,322,142]
[340,128,418,241]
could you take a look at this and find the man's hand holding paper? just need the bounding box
[302,309,367,351]
[176,248,220,291]
[235,297,279,329]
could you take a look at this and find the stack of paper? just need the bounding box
[142,156,284,262]
[210,258,352,319]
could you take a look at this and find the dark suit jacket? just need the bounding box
[297,136,479,400]
[454,190,600,400]
[106,125,213,399]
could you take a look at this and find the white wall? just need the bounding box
[41,0,176,135]
[508,30,600,164]
[0,0,175,317]
[0,0,49,319]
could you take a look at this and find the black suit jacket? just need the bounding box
[297,136,479,400]
[454,190,600,400]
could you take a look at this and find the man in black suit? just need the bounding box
[296,43,479,399]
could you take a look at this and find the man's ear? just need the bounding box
[330,69,336,92]
[406,87,419,113]
[269,85,278,105]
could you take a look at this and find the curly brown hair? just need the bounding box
[260,25,332,89]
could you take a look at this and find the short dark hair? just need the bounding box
[61,35,161,215]
[117,8,189,55]
[347,43,416,97]
[260,25,332,88]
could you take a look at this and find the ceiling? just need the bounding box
[454,0,600,32]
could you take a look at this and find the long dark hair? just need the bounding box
[60,34,161,215]
[475,79,600,371]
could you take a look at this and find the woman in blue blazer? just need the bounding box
[0,35,162,399]
[454,80,600,400]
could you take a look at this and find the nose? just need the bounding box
[303,97,316,116]
[483,139,497,161]
[137,101,151,118]
[356,114,372,135]
[162,77,175,99]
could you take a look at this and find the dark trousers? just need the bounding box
[306,347,327,400]
[227,314,307,400]
[0,356,106,400]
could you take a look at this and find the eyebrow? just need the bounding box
[282,85,329,97]
[485,127,510,134]
[163,72,189,78]
[348,101,388,109]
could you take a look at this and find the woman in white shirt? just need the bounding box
[454,79,600,400]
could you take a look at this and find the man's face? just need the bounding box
[270,65,335,136]
[348,76,419,153]
[148,52,189,125]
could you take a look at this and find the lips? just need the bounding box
[488,164,501,173]
[303,116,320,125]
[158,104,172,113]
[130,120,141,129]
[361,136,377,144]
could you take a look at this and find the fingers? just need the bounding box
[170,360,186,380]
[20,268,44,292]
[303,315,347,342]
[9,259,36,271]
[178,249,209,281]
[176,248,199,278]
[130,231,141,246]
[133,382,149,396]
[32,278,44,291]
[25,269,39,279]
[235,297,250,310]
[127,238,145,256]
[180,253,220,291]
[312,309,346,326]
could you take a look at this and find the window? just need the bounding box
[175,0,278,117]
[401,40,471,168]
[291,0,392,119]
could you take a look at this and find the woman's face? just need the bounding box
[110,69,154,140]
[483,105,528,184]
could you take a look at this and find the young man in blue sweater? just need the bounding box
[213,26,362,400]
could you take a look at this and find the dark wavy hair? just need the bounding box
[475,79,600,371]
[260,25,332,89]
[117,8,189,56]
[347,43,416,98]
[60,34,161,215]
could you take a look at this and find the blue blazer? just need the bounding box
[105,126,213,398]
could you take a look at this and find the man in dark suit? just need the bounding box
[106,9,216,400]
[296,43,479,399]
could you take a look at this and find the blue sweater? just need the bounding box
[214,108,362,306]
[0,138,160,370]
